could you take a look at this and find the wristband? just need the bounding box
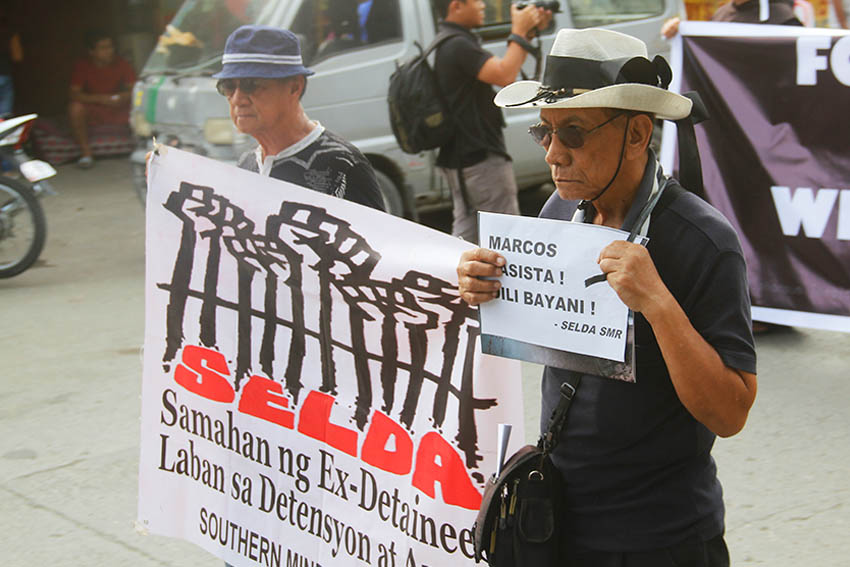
[507,33,535,53]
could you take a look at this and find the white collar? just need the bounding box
[254,121,325,176]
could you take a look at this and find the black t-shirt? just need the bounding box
[237,128,385,212]
[538,159,757,552]
[433,22,508,168]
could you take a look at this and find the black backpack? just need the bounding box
[387,31,460,155]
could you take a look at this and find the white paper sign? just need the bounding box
[138,147,524,567]
[478,212,630,362]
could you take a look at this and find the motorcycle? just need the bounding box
[0,113,56,278]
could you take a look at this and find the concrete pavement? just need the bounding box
[0,158,210,566]
[1,157,848,565]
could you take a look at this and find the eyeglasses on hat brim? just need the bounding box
[216,78,264,97]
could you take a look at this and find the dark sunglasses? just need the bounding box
[528,112,626,149]
[215,78,263,97]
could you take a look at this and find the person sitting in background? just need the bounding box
[68,29,136,169]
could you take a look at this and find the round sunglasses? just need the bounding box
[215,78,265,97]
[528,112,626,149]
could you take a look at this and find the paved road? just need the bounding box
[1,158,847,565]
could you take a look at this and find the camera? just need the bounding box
[514,1,561,13]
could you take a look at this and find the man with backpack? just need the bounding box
[432,0,550,242]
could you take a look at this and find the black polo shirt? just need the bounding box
[433,22,508,169]
[538,157,757,552]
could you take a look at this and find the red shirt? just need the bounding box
[70,56,136,95]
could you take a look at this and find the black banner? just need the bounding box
[667,24,850,330]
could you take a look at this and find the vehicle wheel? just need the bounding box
[0,176,47,278]
[374,169,404,217]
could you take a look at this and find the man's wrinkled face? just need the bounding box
[225,77,298,139]
[90,38,115,65]
[538,107,630,202]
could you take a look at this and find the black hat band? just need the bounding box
[505,55,674,107]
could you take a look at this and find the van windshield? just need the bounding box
[142,0,282,76]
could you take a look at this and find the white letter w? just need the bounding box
[770,186,837,238]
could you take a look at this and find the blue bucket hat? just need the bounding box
[213,25,315,80]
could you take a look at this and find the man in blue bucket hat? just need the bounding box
[214,25,384,210]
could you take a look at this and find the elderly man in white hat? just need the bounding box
[213,25,384,211]
[459,28,756,565]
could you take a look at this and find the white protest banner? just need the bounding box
[138,147,523,567]
[478,212,630,362]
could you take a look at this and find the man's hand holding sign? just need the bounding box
[456,247,504,305]
[599,238,758,437]
[599,236,757,436]
[597,239,664,315]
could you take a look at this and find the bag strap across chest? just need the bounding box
[539,374,581,454]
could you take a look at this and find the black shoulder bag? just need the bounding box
[472,376,580,566]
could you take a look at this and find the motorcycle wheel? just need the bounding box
[0,176,47,278]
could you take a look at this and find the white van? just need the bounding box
[129,0,681,217]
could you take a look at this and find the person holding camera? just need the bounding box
[458,27,757,566]
[432,0,551,242]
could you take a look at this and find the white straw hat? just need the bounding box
[494,28,692,121]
